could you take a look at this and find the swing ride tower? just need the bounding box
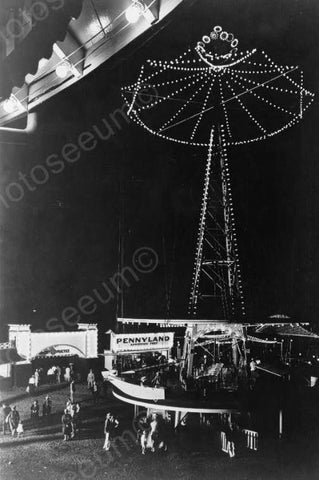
[122,25,314,378]
[114,27,316,403]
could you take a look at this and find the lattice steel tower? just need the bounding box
[188,125,245,321]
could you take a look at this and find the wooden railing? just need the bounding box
[221,428,259,457]
[243,429,259,451]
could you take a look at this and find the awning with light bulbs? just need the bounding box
[0,0,84,100]
[0,0,185,127]
[255,324,319,338]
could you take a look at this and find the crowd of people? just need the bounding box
[26,364,80,394]
[1,368,250,460]
[136,413,170,455]
[1,364,102,442]
[1,394,55,440]
[2,367,172,455]
[1,398,171,453]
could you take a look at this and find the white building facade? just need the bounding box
[8,323,98,362]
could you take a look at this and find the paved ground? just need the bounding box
[0,383,319,480]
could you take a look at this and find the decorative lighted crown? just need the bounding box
[195,26,241,71]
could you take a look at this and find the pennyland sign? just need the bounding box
[111,332,174,353]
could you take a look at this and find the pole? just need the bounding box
[279,408,283,439]
[280,340,284,363]
[175,411,180,429]
[232,338,238,366]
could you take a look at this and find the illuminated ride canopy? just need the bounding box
[122,25,314,148]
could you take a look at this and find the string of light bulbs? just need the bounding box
[0,0,158,122]
[123,34,314,147]
[188,128,215,316]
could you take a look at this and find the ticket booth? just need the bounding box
[104,330,174,373]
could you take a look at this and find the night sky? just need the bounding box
[1,0,319,344]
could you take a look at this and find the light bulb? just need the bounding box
[3,97,17,113]
[126,2,143,24]
[56,61,71,79]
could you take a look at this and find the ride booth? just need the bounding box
[103,329,175,375]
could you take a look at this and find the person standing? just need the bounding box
[52,366,58,384]
[149,414,160,452]
[34,369,40,389]
[87,369,95,389]
[17,421,24,438]
[56,365,61,384]
[8,406,20,436]
[2,404,11,435]
[65,399,72,415]
[91,381,99,404]
[38,367,44,384]
[70,380,76,403]
[61,409,72,441]
[103,413,119,451]
[31,400,39,422]
[140,429,148,455]
[103,412,111,450]
[69,364,75,381]
[43,395,52,417]
[137,416,149,454]
[27,375,36,395]
[71,403,81,438]
[64,366,71,383]
[152,371,161,388]
[249,358,258,389]
[46,367,51,384]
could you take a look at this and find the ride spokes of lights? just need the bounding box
[122,26,314,321]
[122,25,314,147]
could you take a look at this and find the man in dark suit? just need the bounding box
[2,403,11,435]
[103,413,119,450]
